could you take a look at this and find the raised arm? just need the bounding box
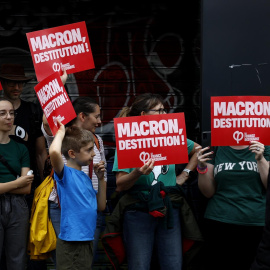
[196,145,216,198]
[176,142,200,185]
[49,121,65,175]
[249,141,270,189]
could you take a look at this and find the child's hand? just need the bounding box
[93,161,106,180]
[56,120,65,135]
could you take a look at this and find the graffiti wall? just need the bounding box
[0,1,201,202]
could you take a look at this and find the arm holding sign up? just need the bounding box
[176,142,200,185]
[196,145,216,198]
[49,121,65,175]
[249,140,269,189]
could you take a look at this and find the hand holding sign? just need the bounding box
[27,21,95,82]
[60,68,68,85]
[55,119,65,135]
[137,158,155,175]
[249,141,266,161]
[211,96,270,146]
[196,145,213,168]
[114,112,189,169]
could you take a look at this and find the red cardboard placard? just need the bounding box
[26,21,95,82]
[211,96,270,146]
[114,113,189,169]
[0,82,2,91]
[34,72,76,135]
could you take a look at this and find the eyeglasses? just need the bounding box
[5,81,25,88]
[148,108,167,114]
[0,111,17,118]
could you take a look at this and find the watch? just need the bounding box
[183,168,196,178]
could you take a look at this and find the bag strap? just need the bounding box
[93,133,100,150]
[0,155,18,177]
[88,133,100,179]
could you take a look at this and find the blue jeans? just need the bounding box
[49,201,61,268]
[92,211,106,264]
[123,208,182,270]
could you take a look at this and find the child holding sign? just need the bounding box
[49,121,106,269]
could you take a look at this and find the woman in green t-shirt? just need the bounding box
[0,98,34,270]
[113,93,200,270]
[197,143,270,270]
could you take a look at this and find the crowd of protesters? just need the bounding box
[0,63,269,270]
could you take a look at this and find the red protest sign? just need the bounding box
[34,72,76,135]
[26,21,95,82]
[211,96,270,146]
[0,82,2,91]
[114,113,189,169]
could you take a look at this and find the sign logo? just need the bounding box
[52,62,61,72]
[139,151,150,164]
[233,131,244,144]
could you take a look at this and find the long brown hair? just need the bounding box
[119,93,164,117]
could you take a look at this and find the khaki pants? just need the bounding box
[56,238,93,270]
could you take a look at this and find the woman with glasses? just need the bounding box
[112,93,200,270]
[0,98,34,270]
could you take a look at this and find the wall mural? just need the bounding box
[0,2,201,201]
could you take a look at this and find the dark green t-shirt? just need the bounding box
[0,139,30,183]
[113,138,195,187]
[205,146,270,226]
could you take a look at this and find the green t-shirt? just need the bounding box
[113,138,195,187]
[205,146,270,226]
[0,139,30,183]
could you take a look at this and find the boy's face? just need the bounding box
[75,141,96,166]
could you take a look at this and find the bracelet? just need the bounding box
[197,164,207,171]
[197,166,208,174]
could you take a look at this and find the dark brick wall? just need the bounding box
[0,0,201,207]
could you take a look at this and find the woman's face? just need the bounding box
[142,103,166,116]
[82,105,101,133]
[0,100,15,132]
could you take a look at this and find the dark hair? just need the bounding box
[119,93,164,117]
[68,97,99,126]
[0,97,14,107]
[61,125,94,159]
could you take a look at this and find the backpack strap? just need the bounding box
[88,134,100,179]
[0,155,19,177]
[93,133,100,150]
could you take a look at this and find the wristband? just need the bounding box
[197,164,207,171]
[197,166,208,174]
